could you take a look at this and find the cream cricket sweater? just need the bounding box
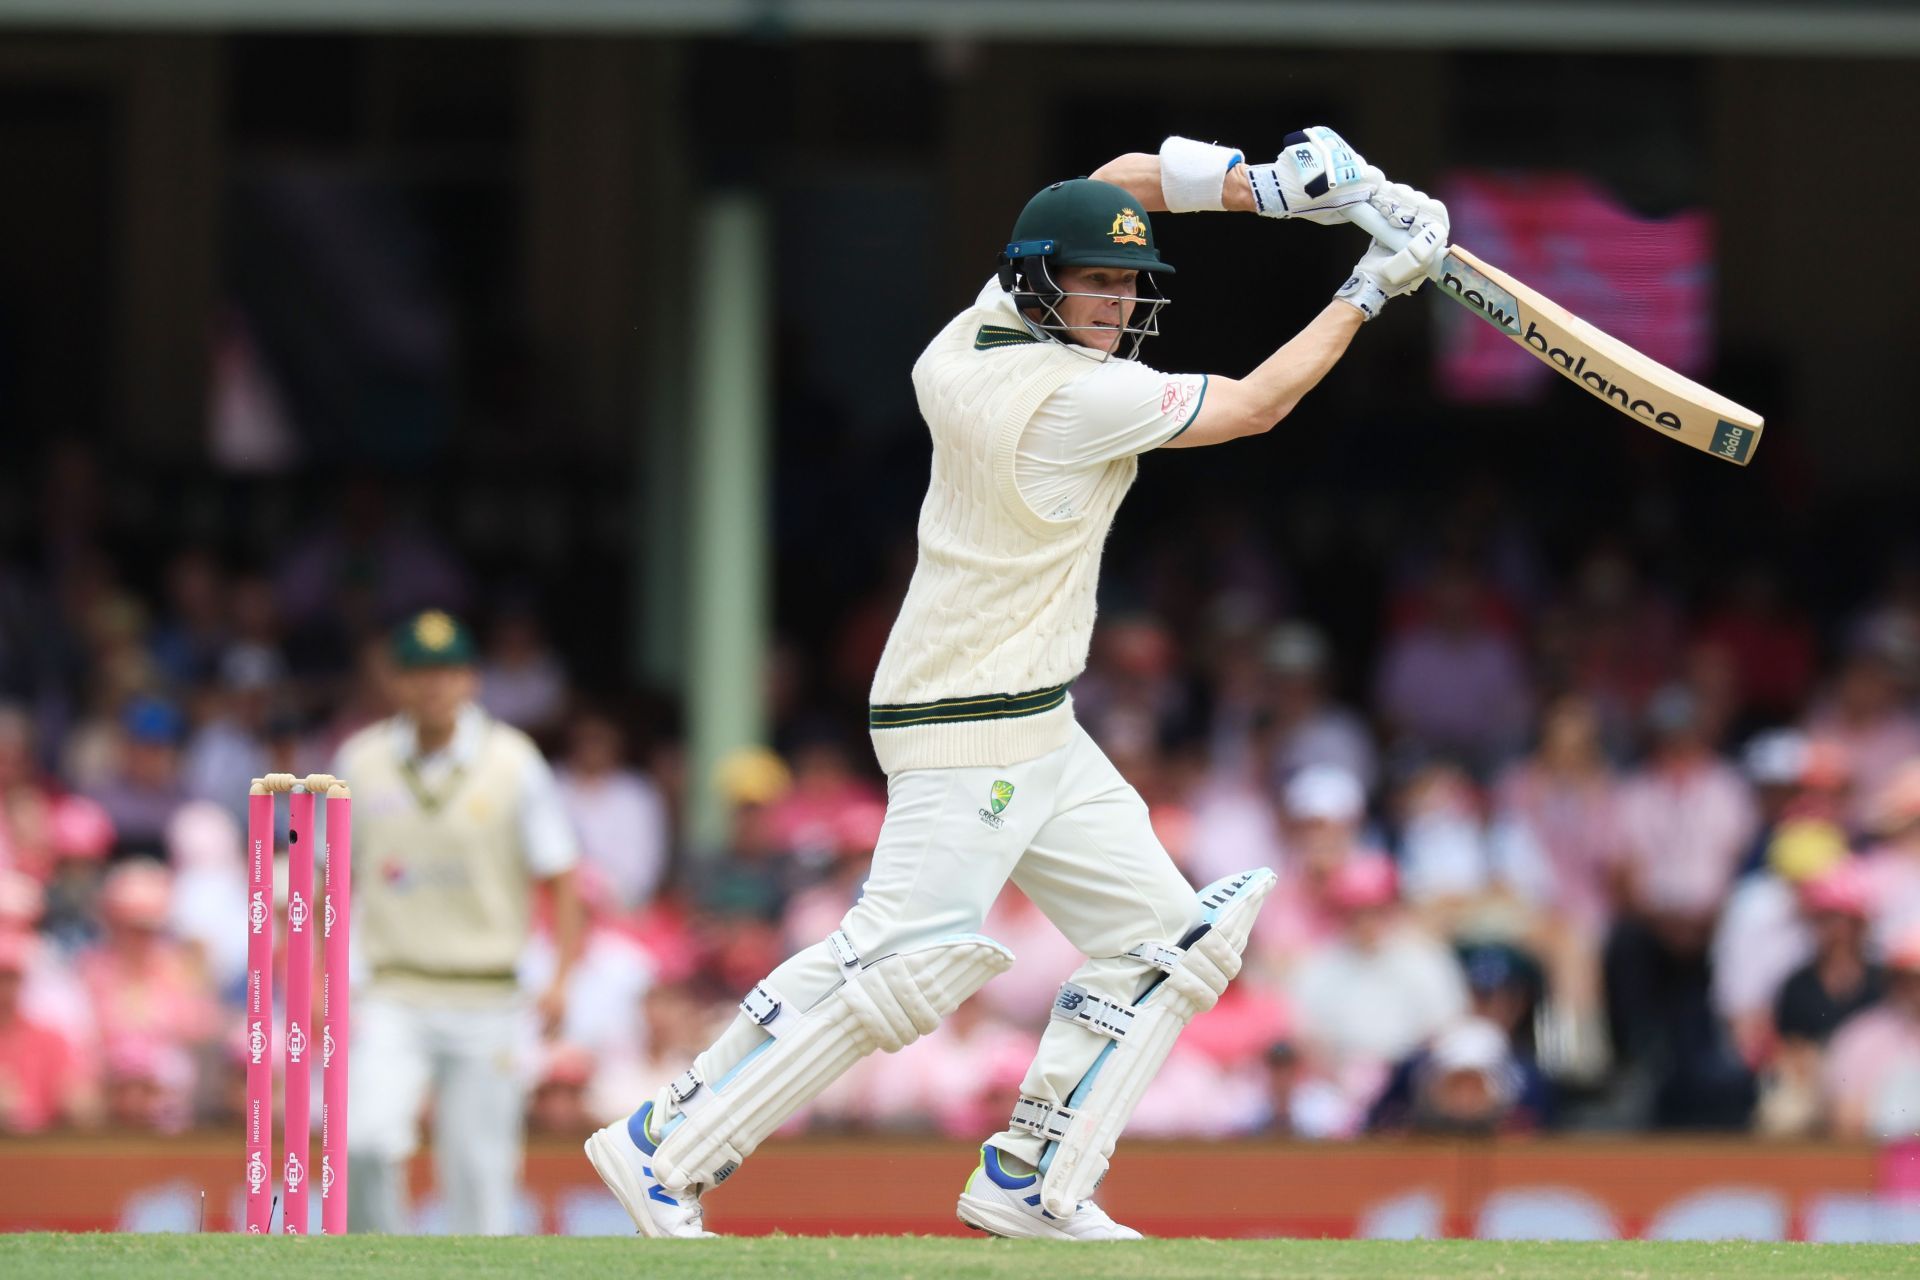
[867,279,1139,772]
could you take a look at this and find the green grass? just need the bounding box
[1,1234,1915,1279]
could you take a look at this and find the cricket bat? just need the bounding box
[1350,203,1764,466]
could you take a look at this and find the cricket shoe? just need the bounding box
[584,1101,715,1239]
[956,1145,1143,1240]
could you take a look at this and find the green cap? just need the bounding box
[1004,178,1174,275]
[391,609,477,669]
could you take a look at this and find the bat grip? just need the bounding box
[1347,201,1404,249]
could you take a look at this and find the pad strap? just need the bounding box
[1050,982,1135,1040]
[1010,1095,1075,1142]
[1127,941,1183,974]
[666,1067,710,1115]
[740,982,801,1036]
[828,930,861,968]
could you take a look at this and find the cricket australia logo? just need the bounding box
[287,1021,308,1064]
[288,890,309,934]
[250,890,267,935]
[978,780,1015,830]
[1108,208,1147,246]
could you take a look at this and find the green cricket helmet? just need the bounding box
[997,177,1173,358]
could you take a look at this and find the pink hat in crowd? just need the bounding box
[1325,853,1399,912]
[49,794,116,861]
[100,860,171,928]
[1799,860,1870,918]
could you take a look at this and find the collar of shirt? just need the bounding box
[392,703,487,785]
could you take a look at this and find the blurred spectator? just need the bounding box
[1756,861,1881,1136]
[164,800,250,1000]
[1824,927,1920,1140]
[85,698,190,861]
[555,709,670,912]
[588,980,729,1126]
[1534,547,1682,755]
[0,931,93,1133]
[1860,761,1920,954]
[1252,764,1374,970]
[101,1037,194,1135]
[1804,630,1920,832]
[1368,1017,1540,1136]
[766,732,885,878]
[1695,565,1819,724]
[687,746,795,923]
[1494,695,1625,941]
[1711,819,1850,1069]
[1255,622,1377,793]
[1606,686,1758,1128]
[479,608,570,735]
[1289,855,1470,1134]
[0,705,56,878]
[527,1042,597,1136]
[1396,761,1551,933]
[1375,561,1531,773]
[146,550,229,689]
[78,861,219,1059]
[38,795,116,952]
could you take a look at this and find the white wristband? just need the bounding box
[1159,135,1243,213]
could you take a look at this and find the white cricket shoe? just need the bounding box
[956,1145,1143,1240]
[584,1101,716,1239]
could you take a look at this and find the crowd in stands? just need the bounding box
[6,462,1920,1149]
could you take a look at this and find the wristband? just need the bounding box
[1159,136,1243,213]
[1333,272,1388,322]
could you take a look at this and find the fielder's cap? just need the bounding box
[1767,818,1850,884]
[391,609,477,669]
[1285,763,1365,823]
[1264,622,1329,674]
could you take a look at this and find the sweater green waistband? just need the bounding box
[869,682,1070,729]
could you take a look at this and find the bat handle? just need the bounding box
[1347,200,1447,281]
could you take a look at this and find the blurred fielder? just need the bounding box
[589,130,1448,1238]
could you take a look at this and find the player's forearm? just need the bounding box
[1090,152,1255,215]
[546,867,586,976]
[1166,302,1362,448]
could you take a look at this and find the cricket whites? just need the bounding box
[1351,203,1764,465]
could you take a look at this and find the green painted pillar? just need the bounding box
[685,194,771,850]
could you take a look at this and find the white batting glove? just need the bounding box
[1333,235,1436,321]
[1366,183,1451,287]
[1244,126,1384,225]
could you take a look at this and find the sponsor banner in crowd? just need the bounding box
[4,1136,1919,1241]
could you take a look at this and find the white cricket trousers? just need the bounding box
[689,720,1201,1166]
[346,995,526,1234]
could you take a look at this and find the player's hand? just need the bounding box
[1244,126,1385,225]
[535,979,568,1039]
[1333,235,1435,321]
[1367,183,1450,286]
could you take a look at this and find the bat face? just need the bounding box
[1433,245,1764,465]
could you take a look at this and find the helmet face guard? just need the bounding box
[997,248,1170,362]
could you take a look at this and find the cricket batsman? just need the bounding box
[588,130,1448,1239]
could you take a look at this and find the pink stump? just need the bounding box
[282,785,315,1233]
[244,787,275,1233]
[320,786,352,1235]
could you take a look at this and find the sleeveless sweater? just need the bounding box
[868,280,1140,772]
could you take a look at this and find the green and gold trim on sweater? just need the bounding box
[869,682,1070,730]
[974,323,1040,350]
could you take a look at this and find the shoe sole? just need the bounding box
[585,1127,711,1239]
[959,1192,1100,1241]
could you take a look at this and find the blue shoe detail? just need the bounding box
[627,1101,661,1156]
[647,1182,680,1207]
[1024,1193,1043,1206]
[982,1145,1038,1191]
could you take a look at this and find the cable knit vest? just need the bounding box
[867,282,1139,773]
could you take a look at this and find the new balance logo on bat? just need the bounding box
[1520,321,1684,432]
[1440,257,1520,333]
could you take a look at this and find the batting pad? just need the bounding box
[1032,868,1275,1217]
[650,934,1013,1193]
